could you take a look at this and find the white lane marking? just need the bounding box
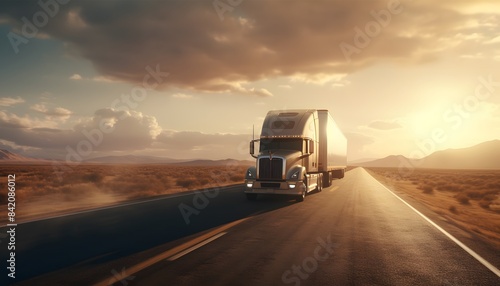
[367,170,500,277]
[94,216,251,286]
[329,186,339,192]
[167,232,227,261]
[3,184,241,227]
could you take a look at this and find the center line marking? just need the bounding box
[167,232,227,261]
[94,217,250,286]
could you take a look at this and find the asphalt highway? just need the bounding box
[1,168,499,285]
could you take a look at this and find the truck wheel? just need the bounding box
[246,194,257,201]
[316,174,323,192]
[322,172,330,188]
[296,191,305,202]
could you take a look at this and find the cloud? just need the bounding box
[0,96,25,107]
[0,108,161,153]
[70,73,82,80]
[0,110,55,129]
[31,104,72,118]
[368,120,403,130]
[2,0,495,95]
[0,106,255,159]
[172,93,193,99]
[291,73,348,85]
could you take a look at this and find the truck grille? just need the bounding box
[258,158,283,180]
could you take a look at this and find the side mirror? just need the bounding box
[250,141,255,155]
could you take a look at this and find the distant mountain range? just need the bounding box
[1,139,499,169]
[172,159,254,167]
[0,150,253,166]
[85,155,184,164]
[85,155,253,166]
[352,140,500,169]
[0,149,37,161]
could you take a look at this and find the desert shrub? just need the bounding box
[418,184,434,194]
[198,178,210,186]
[478,200,490,210]
[455,193,470,205]
[0,190,6,205]
[481,194,497,201]
[438,183,464,192]
[176,178,198,189]
[465,190,483,200]
[230,174,244,182]
[486,182,500,190]
[84,172,104,183]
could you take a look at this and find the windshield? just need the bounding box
[260,138,303,152]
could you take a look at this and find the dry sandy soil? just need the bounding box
[365,167,500,251]
[0,163,249,224]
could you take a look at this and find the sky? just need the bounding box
[0,0,499,162]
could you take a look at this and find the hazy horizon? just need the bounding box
[1,0,499,162]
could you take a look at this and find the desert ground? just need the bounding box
[3,164,499,252]
[366,167,500,251]
[0,163,249,224]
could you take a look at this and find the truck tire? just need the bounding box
[322,172,330,187]
[316,174,323,192]
[246,193,257,201]
[296,190,305,202]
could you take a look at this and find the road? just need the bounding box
[1,168,499,285]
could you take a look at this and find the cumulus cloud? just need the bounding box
[70,73,82,80]
[31,104,72,120]
[0,108,161,152]
[2,0,497,95]
[368,120,403,130]
[0,96,25,107]
[0,106,254,159]
[0,110,55,129]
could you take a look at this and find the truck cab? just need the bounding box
[245,110,324,202]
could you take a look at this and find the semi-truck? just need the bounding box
[245,109,347,202]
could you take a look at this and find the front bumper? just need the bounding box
[244,180,305,195]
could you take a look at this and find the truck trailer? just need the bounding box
[245,109,347,202]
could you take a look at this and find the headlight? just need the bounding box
[247,171,253,178]
[288,183,296,189]
[246,182,253,188]
[291,170,300,179]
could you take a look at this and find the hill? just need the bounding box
[85,155,184,164]
[0,149,36,161]
[172,159,254,167]
[419,140,500,169]
[354,155,411,168]
[354,140,500,169]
